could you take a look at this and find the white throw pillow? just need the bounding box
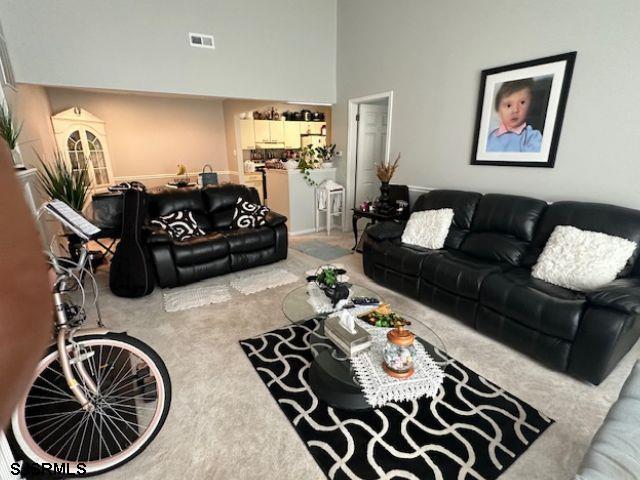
[532,225,636,291]
[401,209,454,249]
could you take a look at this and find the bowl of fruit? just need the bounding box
[358,304,411,328]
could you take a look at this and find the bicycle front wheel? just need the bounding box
[10,332,171,476]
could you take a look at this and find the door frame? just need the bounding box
[344,90,393,229]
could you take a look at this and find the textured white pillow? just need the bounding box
[401,208,454,249]
[532,225,636,291]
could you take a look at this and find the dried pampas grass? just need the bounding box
[376,153,401,182]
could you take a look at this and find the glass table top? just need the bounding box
[281,282,447,358]
[282,283,381,324]
[281,283,448,409]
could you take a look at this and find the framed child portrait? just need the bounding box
[471,51,576,168]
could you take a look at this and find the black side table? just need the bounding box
[352,208,403,251]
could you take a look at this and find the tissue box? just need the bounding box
[324,316,372,357]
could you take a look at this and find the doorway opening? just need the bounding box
[345,91,393,230]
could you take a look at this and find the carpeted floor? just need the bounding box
[89,232,639,480]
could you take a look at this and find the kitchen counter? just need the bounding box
[264,167,335,174]
[243,172,264,203]
[265,167,338,235]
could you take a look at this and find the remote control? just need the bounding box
[352,297,379,305]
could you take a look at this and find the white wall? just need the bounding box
[7,84,56,167]
[334,0,640,208]
[0,0,336,103]
[47,88,230,185]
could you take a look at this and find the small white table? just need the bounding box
[315,182,345,235]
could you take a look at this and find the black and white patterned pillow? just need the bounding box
[151,210,205,241]
[231,197,270,229]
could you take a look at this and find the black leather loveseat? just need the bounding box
[146,184,287,288]
[363,190,640,384]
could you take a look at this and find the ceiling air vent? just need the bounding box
[189,32,215,49]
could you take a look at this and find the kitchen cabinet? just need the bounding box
[254,120,271,144]
[301,134,326,149]
[300,122,324,135]
[284,122,301,149]
[238,119,327,150]
[254,120,284,147]
[269,120,284,143]
[239,119,255,149]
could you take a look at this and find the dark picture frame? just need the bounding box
[470,52,576,168]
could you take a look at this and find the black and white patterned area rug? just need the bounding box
[239,318,553,480]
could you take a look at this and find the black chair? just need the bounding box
[89,192,123,255]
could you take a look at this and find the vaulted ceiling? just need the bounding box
[0,0,337,103]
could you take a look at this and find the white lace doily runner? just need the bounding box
[306,282,352,314]
[350,321,444,408]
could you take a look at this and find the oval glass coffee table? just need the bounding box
[282,284,447,411]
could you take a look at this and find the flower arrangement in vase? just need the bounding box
[375,153,401,214]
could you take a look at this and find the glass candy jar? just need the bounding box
[382,325,417,378]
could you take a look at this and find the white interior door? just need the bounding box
[355,103,388,207]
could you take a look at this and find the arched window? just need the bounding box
[67,130,87,172]
[52,108,114,191]
[85,131,109,186]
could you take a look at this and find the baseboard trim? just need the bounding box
[114,170,239,181]
[407,185,434,194]
[290,228,320,236]
[289,227,345,236]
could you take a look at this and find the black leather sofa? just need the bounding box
[146,184,288,288]
[363,190,640,384]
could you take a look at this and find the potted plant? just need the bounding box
[315,143,336,168]
[0,102,23,167]
[37,152,92,258]
[298,144,320,186]
[375,152,401,214]
[307,265,351,307]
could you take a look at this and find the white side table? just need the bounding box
[315,181,345,235]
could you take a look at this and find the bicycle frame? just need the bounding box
[34,202,116,412]
[50,244,110,412]
[13,202,170,475]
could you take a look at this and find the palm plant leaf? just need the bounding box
[0,102,22,149]
[36,151,92,211]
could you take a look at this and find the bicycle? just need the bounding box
[8,202,171,476]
